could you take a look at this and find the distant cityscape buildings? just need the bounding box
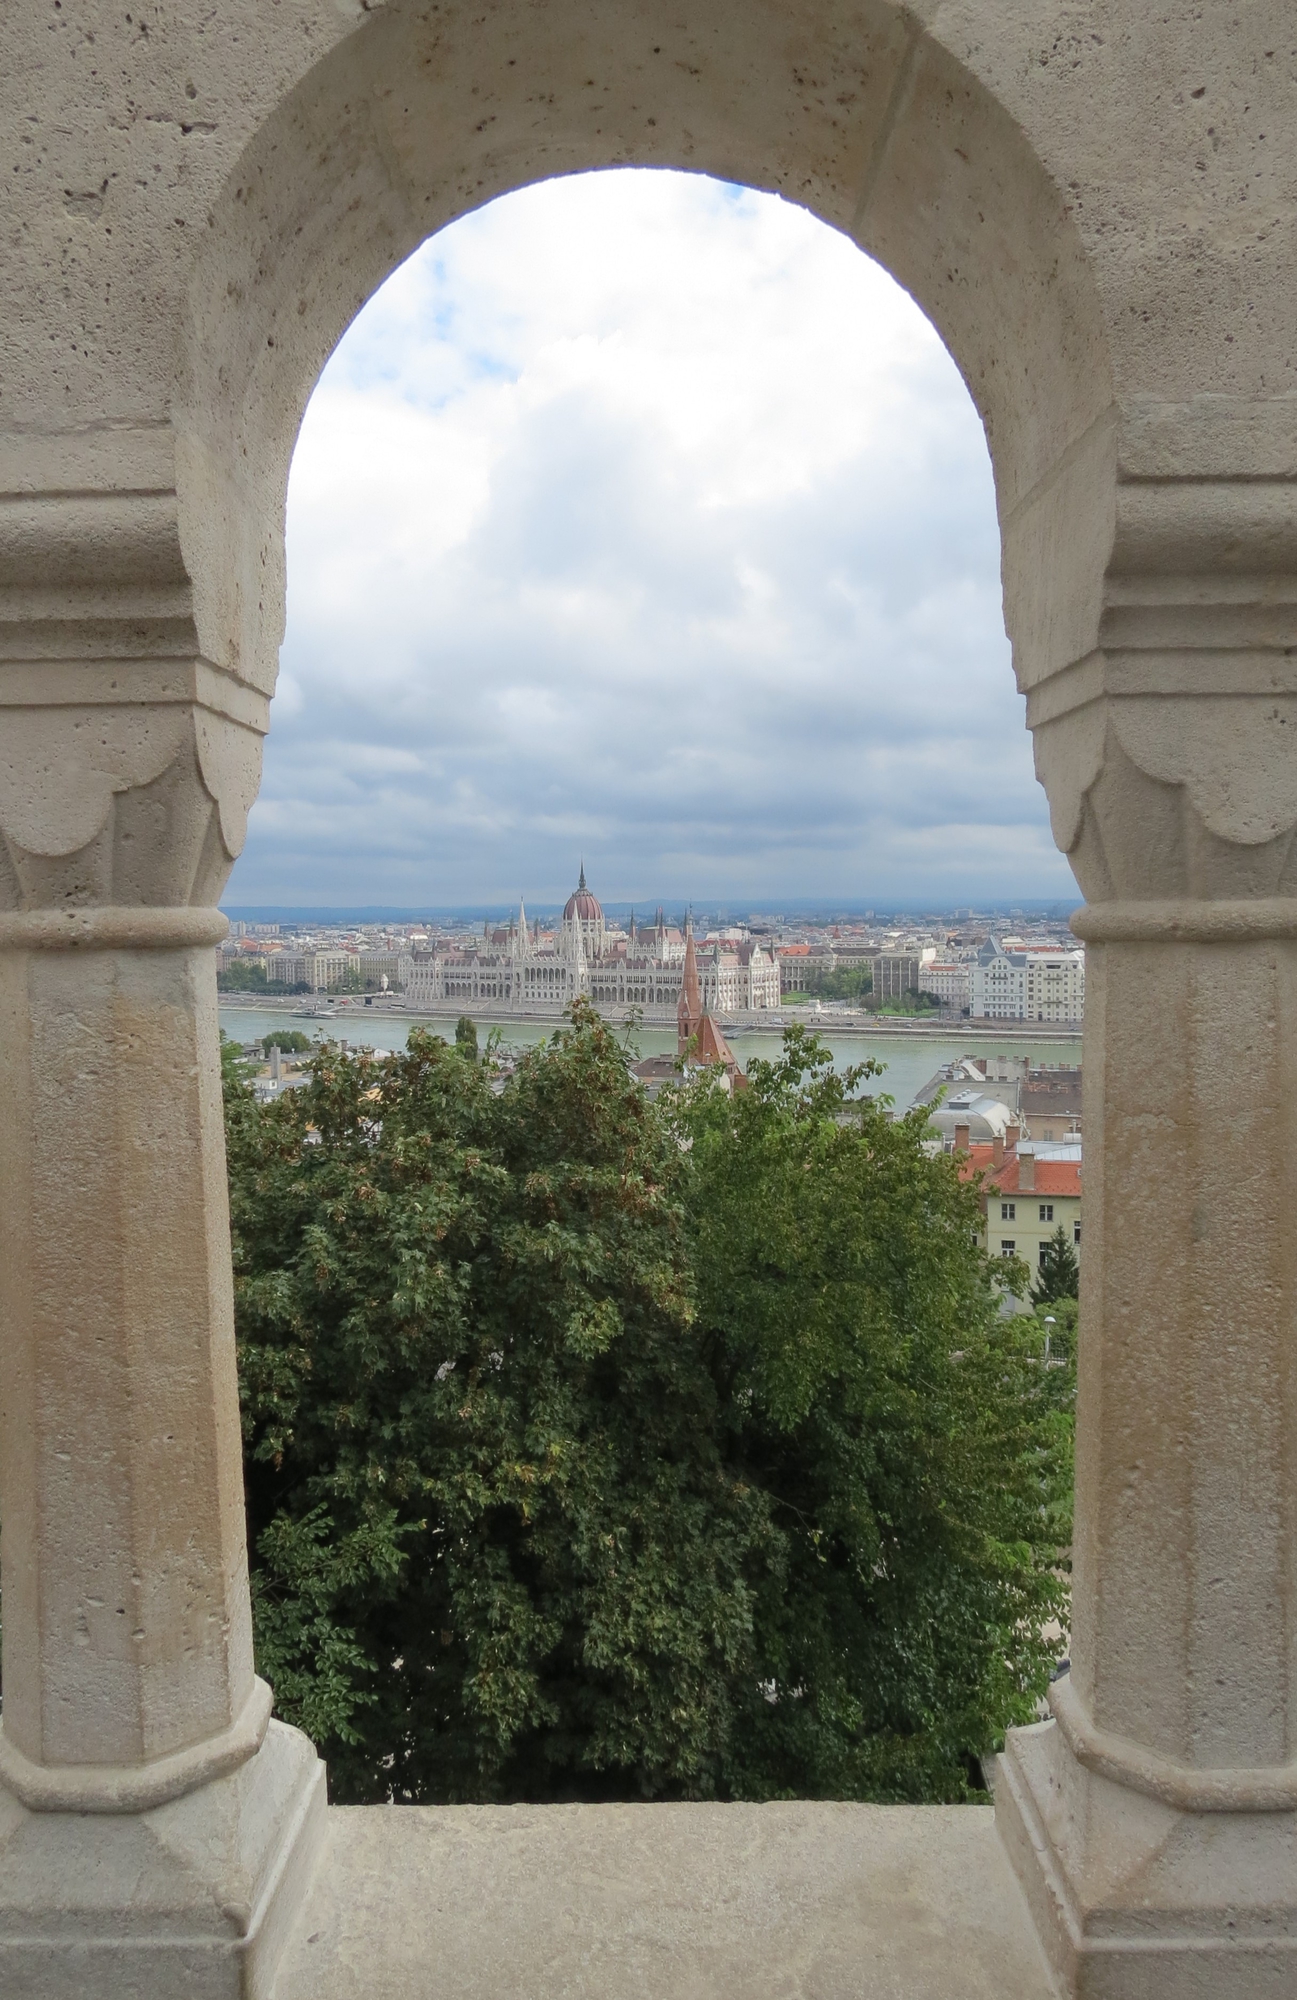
[403,868,781,1021]
[970,937,1085,1025]
[217,876,1084,1029]
[911,1054,1083,1292]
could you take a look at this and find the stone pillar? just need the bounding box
[0,499,325,1993]
[997,459,1297,1996]
[0,909,262,1796]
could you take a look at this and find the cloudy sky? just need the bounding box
[224,168,1076,912]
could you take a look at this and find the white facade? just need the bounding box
[918,960,971,1010]
[405,878,781,1020]
[264,950,359,991]
[971,941,1085,1023]
[355,952,414,989]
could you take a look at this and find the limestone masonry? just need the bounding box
[3,3,1297,1996]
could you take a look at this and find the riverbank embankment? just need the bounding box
[216,992,1080,1046]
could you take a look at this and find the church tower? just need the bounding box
[677,919,702,1057]
[511,896,530,963]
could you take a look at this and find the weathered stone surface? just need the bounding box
[1000,1721,1297,1999]
[3,3,1297,1994]
[0,1721,326,2000]
[275,1801,1054,2000]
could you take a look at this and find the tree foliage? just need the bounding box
[225,1007,1073,1806]
[1031,1224,1080,1306]
[263,1030,313,1056]
[670,1031,1071,1799]
[227,1007,765,1803]
[218,957,270,991]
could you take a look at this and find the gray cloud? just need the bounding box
[226,170,1075,909]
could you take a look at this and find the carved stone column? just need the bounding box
[0,443,324,1996]
[997,418,1297,1998]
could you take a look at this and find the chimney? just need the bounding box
[1006,1123,1020,1152]
[1018,1149,1036,1191]
[954,1122,970,1153]
[992,1134,1005,1167]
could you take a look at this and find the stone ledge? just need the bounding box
[274,1800,1055,2000]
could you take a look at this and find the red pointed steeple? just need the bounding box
[677,918,702,1057]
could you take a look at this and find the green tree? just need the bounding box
[455,1015,479,1062]
[872,988,940,1017]
[224,1013,1073,1808]
[263,1030,313,1056]
[1034,1294,1078,1361]
[819,964,873,1002]
[220,1029,258,1091]
[671,1028,1073,1801]
[782,965,873,1002]
[217,957,270,991]
[328,964,367,994]
[1031,1225,1080,1306]
[228,1005,768,1804]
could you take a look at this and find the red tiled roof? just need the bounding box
[958,1145,1081,1197]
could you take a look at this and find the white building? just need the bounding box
[917,960,971,1010]
[405,870,781,1020]
[971,938,1085,1023]
[264,950,359,991]
[355,952,414,989]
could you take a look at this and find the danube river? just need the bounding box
[219,1003,1080,1115]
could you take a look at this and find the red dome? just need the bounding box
[563,866,603,924]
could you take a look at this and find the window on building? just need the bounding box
[1039,1203,1053,1222]
[1000,1240,1016,1257]
[1039,1241,1051,1265]
[1074,1220,1082,1245]
[1001,1201,1015,1221]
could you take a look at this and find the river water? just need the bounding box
[219,1001,1079,1114]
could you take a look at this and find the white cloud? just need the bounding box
[225,168,1077,909]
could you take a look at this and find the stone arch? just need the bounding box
[16,9,1297,1997]
[176,0,1114,765]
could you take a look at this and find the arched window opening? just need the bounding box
[228,170,1071,923]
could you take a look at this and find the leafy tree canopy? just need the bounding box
[218,957,270,991]
[671,1031,1071,1799]
[263,1030,313,1056]
[225,1007,1073,1806]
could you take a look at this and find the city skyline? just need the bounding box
[221,897,1083,924]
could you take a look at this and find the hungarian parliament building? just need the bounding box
[405,869,781,1021]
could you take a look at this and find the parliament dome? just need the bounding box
[563,865,603,924]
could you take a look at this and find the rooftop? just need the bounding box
[961,1145,1081,1196]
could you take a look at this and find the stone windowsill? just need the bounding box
[275,1800,1053,2000]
